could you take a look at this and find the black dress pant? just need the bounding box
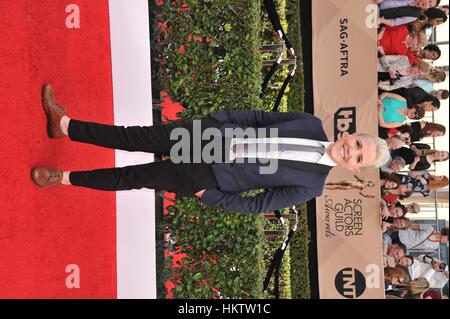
[67,118,222,196]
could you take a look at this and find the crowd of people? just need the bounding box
[375,0,449,299]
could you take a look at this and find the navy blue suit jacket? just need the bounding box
[200,110,334,214]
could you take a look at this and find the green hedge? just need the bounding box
[285,0,304,113]
[154,0,267,299]
[289,206,311,299]
[154,0,262,121]
[284,0,311,299]
[260,0,289,112]
[163,198,266,299]
[260,0,310,298]
[258,0,304,113]
[153,0,311,299]
[262,215,292,299]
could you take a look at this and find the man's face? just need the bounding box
[410,66,421,78]
[400,256,413,267]
[422,49,439,60]
[385,180,399,189]
[431,130,444,137]
[418,67,429,77]
[407,107,419,119]
[418,0,438,10]
[400,184,412,195]
[390,159,404,172]
[422,102,437,112]
[390,207,404,218]
[328,134,377,172]
[430,18,445,26]
[433,90,445,99]
[393,218,408,229]
[389,244,405,262]
[394,276,405,285]
[387,137,403,150]
[435,151,449,161]
[441,235,449,244]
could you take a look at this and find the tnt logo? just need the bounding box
[335,268,366,298]
[334,107,356,141]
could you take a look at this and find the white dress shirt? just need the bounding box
[230,137,337,167]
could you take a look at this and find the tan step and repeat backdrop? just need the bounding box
[312,0,385,299]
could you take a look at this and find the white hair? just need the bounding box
[358,134,390,168]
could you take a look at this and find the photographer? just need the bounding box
[380,156,407,174]
[383,243,414,268]
[385,278,430,299]
[410,254,449,289]
[382,226,448,252]
[378,56,432,91]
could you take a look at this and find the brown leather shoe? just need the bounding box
[31,167,63,188]
[41,84,67,138]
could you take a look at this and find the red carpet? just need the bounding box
[0,1,116,298]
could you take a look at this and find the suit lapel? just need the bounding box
[254,129,328,142]
[277,130,328,141]
[277,159,333,174]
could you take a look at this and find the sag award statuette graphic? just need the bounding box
[325,175,376,198]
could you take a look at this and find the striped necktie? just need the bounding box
[237,142,326,156]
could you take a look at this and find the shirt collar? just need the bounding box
[318,142,337,167]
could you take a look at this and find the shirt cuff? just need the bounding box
[200,188,223,206]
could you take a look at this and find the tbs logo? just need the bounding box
[334,107,356,141]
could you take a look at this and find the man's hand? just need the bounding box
[388,68,398,79]
[417,176,428,185]
[401,135,412,145]
[412,156,421,165]
[380,206,390,219]
[378,99,385,112]
[387,137,404,150]
[384,255,396,268]
[382,221,391,233]
[383,256,389,268]
[406,33,419,50]
[379,17,392,26]
[195,190,206,198]
[432,260,444,272]
[377,27,386,42]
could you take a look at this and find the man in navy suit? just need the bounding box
[33,85,390,214]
